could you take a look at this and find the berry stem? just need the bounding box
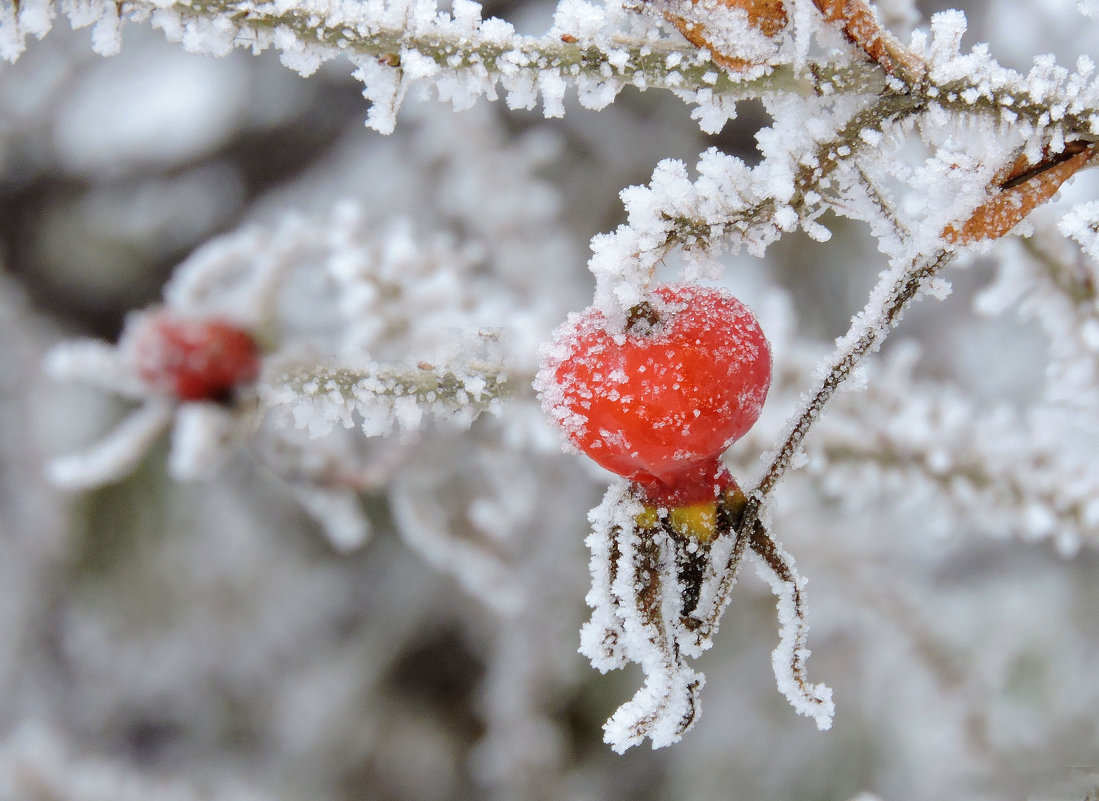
[625,300,661,332]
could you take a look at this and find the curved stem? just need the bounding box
[743,248,956,525]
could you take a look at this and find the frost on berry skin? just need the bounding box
[127,311,261,403]
[537,283,771,505]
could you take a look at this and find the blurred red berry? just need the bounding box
[539,283,771,505]
[130,312,261,402]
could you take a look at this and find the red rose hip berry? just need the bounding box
[129,311,261,402]
[538,283,771,505]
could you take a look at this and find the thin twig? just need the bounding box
[741,248,956,531]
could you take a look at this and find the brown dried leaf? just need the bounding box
[727,0,787,37]
[812,0,925,83]
[943,143,1096,246]
[657,0,788,72]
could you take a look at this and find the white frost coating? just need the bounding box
[1,0,693,130]
[580,483,750,752]
[576,73,619,110]
[267,357,506,439]
[751,546,835,730]
[537,69,568,118]
[1060,200,1099,261]
[1081,0,1099,18]
[90,3,122,55]
[551,0,613,42]
[275,25,327,76]
[581,477,835,748]
[353,57,406,135]
[0,0,791,133]
[254,209,513,441]
[46,401,174,490]
[179,13,237,57]
[290,485,372,552]
[588,149,791,315]
[689,90,739,135]
[43,339,148,399]
[168,403,239,480]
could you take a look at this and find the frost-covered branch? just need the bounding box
[0,0,821,131]
[265,359,510,438]
[7,0,1099,141]
[588,87,936,311]
[752,248,955,505]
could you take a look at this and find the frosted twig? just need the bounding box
[266,361,510,438]
[750,248,955,510]
[8,0,1099,141]
[647,92,925,265]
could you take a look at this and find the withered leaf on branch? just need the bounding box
[811,0,925,83]
[943,142,1097,246]
[653,0,787,71]
[725,0,787,36]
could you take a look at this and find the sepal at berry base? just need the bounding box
[581,480,833,753]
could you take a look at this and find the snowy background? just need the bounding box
[2,0,1099,799]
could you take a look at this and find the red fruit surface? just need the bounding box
[539,283,771,503]
[130,312,261,402]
